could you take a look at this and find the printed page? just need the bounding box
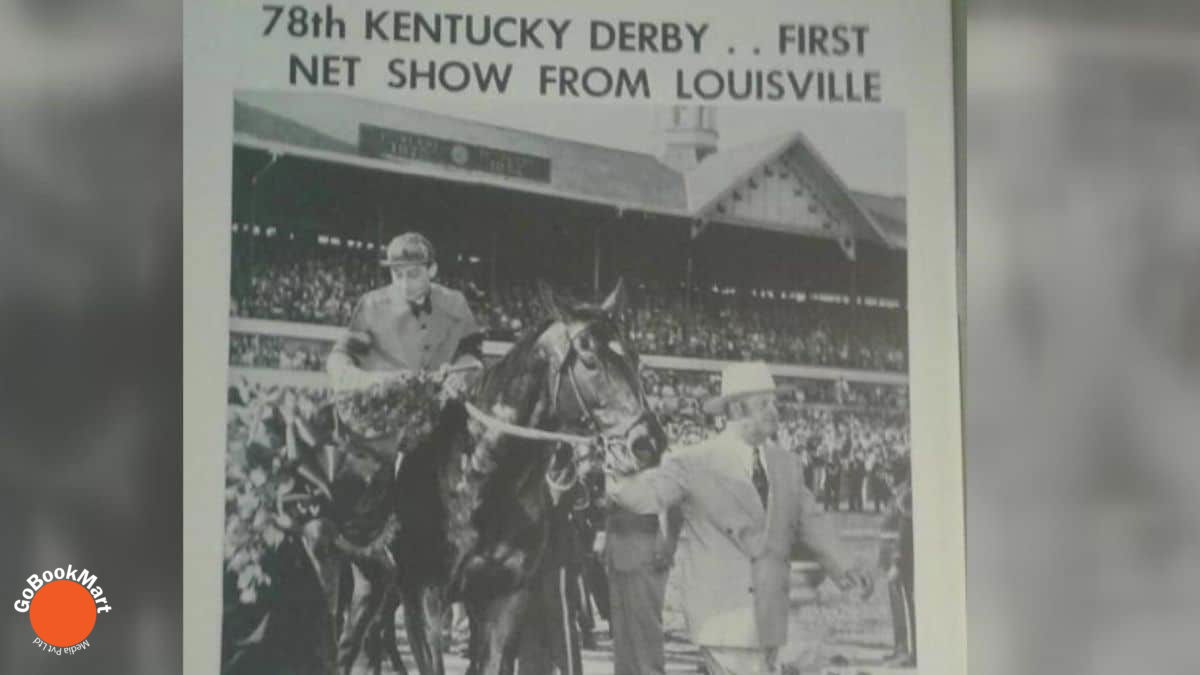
[184,2,963,674]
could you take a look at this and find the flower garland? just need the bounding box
[334,370,444,442]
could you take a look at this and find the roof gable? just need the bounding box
[686,133,893,247]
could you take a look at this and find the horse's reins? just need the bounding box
[462,401,595,447]
[462,327,648,489]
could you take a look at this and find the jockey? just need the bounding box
[328,231,484,402]
[325,230,485,537]
[325,231,483,674]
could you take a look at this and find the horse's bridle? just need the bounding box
[545,322,659,482]
[462,319,657,490]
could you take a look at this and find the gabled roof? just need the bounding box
[684,132,797,213]
[779,131,894,246]
[686,132,894,247]
[233,91,903,248]
[851,191,907,246]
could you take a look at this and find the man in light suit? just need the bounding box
[606,362,872,675]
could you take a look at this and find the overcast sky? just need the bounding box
[365,96,907,196]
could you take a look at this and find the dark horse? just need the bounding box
[393,280,666,675]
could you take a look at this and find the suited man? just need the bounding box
[847,453,867,512]
[879,478,915,667]
[326,232,483,675]
[823,452,843,512]
[606,362,871,675]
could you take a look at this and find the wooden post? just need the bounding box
[685,242,694,316]
[490,227,499,296]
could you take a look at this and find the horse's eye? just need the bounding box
[578,351,599,370]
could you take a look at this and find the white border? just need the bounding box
[184,2,963,673]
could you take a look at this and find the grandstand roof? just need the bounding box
[233,91,903,248]
[685,132,795,212]
[852,191,907,247]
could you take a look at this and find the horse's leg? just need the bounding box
[337,561,353,638]
[364,622,382,675]
[378,589,406,675]
[467,589,531,675]
[339,560,391,675]
[402,582,445,675]
[300,519,343,675]
[365,589,404,675]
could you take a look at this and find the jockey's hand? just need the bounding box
[442,371,469,400]
[443,361,482,401]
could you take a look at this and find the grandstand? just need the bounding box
[230,232,905,371]
[226,92,909,417]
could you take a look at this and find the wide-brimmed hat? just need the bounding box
[380,233,434,267]
[703,361,794,415]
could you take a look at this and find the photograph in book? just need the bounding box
[220,91,917,675]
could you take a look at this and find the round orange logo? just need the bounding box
[28,580,97,647]
[12,565,109,654]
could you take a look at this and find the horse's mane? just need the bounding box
[479,318,556,395]
[478,305,623,413]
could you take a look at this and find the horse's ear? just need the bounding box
[599,278,626,316]
[536,280,565,322]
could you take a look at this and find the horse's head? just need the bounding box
[532,279,667,475]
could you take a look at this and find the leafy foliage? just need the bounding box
[224,436,295,605]
[223,374,444,605]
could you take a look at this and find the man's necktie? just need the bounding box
[752,446,769,508]
[409,295,432,317]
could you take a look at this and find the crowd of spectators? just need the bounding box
[783,408,911,512]
[229,333,327,371]
[230,234,907,371]
[625,281,906,371]
[230,242,372,325]
[641,368,907,440]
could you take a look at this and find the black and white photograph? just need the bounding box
[220,91,914,675]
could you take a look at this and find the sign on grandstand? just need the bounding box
[359,123,552,183]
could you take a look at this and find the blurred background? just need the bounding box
[1,0,1198,673]
[967,1,1200,674]
[0,1,181,674]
